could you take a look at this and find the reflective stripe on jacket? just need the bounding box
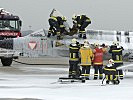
[93,47,105,65]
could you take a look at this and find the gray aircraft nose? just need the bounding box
[0,39,13,49]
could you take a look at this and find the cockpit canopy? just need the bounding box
[30,29,46,37]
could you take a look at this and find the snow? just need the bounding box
[0,64,133,100]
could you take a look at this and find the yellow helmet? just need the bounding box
[71,38,77,44]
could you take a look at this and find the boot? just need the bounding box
[94,76,98,80]
[68,75,73,78]
[106,80,109,84]
[85,77,90,80]
[47,33,51,37]
[83,34,87,39]
[78,33,82,38]
[120,76,123,80]
[113,80,120,85]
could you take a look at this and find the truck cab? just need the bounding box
[0,8,22,66]
[0,13,22,40]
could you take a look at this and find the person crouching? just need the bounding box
[103,59,120,85]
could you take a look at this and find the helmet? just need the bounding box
[94,42,99,47]
[84,43,90,48]
[62,16,67,21]
[71,38,77,44]
[108,59,114,64]
[113,41,119,46]
[84,39,89,44]
[72,14,77,20]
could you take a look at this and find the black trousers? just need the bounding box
[114,63,123,79]
[49,19,60,35]
[105,71,117,81]
[81,65,91,77]
[94,65,103,78]
[79,21,89,33]
[69,61,79,76]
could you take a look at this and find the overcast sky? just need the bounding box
[1,0,133,31]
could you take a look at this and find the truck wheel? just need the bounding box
[1,58,13,66]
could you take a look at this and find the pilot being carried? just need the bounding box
[47,15,67,40]
[72,14,91,39]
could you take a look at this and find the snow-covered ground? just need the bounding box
[0,63,133,100]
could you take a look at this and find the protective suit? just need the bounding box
[69,38,80,78]
[103,59,120,84]
[109,42,124,79]
[72,14,91,39]
[93,43,106,80]
[79,41,94,80]
[48,16,66,40]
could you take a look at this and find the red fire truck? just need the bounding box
[0,8,21,66]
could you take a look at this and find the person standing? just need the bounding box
[79,40,94,80]
[109,41,124,79]
[93,43,106,80]
[69,38,80,78]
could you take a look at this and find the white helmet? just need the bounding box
[72,14,77,20]
[108,59,114,64]
[94,42,99,47]
[84,39,89,44]
[113,41,119,46]
[71,38,77,44]
[84,43,90,48]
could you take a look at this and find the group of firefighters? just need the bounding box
[47,11,124,84]
[47,14,91,40]
[69,38,124,84]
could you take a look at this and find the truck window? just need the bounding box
[0,20,20,31]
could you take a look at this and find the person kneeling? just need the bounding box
[103,59,120,85]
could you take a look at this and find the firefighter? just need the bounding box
[79,40,94,80]
[48,15,66,40]
[109,41,124,80]
[103,59,120,84]
[72,14,91,39]
[93,43,106,80]
[69,38,80,78]
[59,16,67,34]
